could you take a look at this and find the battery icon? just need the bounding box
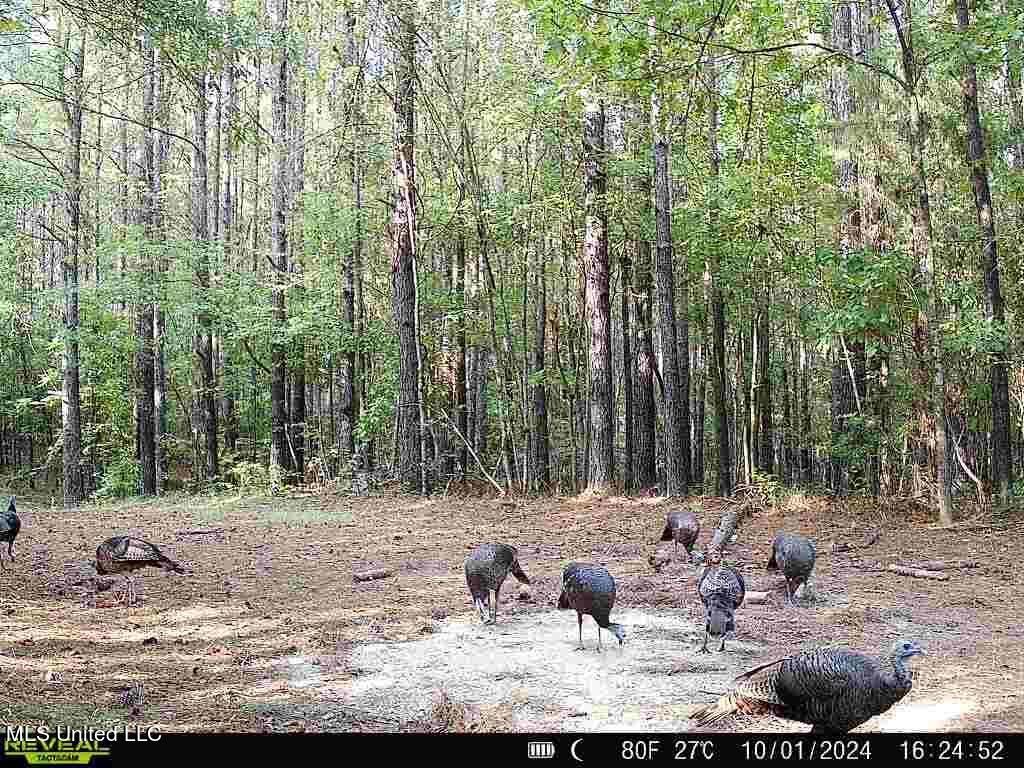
[528,741,556,759]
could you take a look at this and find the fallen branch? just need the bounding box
[175,528,226,536]
[707,497,757,556]
[742,591,769,605]
[899,559,978,571]
[352,568,396,583]
[830,528,881,554]
[887,564,949,581]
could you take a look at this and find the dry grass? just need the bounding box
[0,489,1021,732]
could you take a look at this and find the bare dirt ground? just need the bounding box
[1,489,1021,733]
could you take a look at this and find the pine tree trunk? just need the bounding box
[337,7,361,470]
[221,35,239,454]
[651,81,689,497]
[135,36,157,496]
[582,91,613,492]
[757,288,772,474]
[621,242,634,492]
[269,0,291,485]
[192,58,218,484]
[391,3,423,492]
[61,28,85,507]
[154,52,170,493]
[289,32,308,483]
[886,0,952,523]
[532,256,551,490]
[707,58,731,497]
[956,0,1012,506]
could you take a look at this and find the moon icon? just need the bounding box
[571,738,584,762]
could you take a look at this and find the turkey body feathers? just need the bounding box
[557,563,625,647]
[96,536,186,576]
[767,533,816,602]
[464,543,529,624]
[660,510,700,555]
[698,564,745,652]
[0,497,19,569]
[691,640,923,733]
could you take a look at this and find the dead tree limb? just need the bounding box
[353,568,396,582]
[887,564,949,580]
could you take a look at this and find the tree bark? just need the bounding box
[582,91,613,491]
[135,35,157,496]
[390,2,424,492]
[707,57,731,497]
[269,0,291,485]
[532,251,551,490]
[885,0,952,522]
[192,55,218,483]
[61,27,86,507]
[221,31,239,454]
[651,79,689,497]
[956,0,1012,506]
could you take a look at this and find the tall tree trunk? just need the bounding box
[153,50,170,493]
[707,57,731,497]
[885,0,952,522]
[621,242,633,492]
[651,78,689,497]
[582,91,613,492]
[337,6,361,469]
[391,2,424,492]
[60,27,85,507]
[532,253,551,490]
[289,28,308,482]
[956,0,1012,506]
[757,284,772,474]
[221,28,239,454]
[135,36,157,496]
[193,56,218,483]
[269,0,291,485]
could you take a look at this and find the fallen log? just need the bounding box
[707,498,757,556]
[353,568,396,583]
[887,564,949,581]
[742,591,769,606]
[900,559,978,571]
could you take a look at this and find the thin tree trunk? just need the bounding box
[532,251,550,490]
[221,28,239,454]
[135,35,157,496]
[153,50,170,493]
[956,0,1012,506]
[61,27,86,507]
[269,0,291,485]
[650,70,688,497]
[707,56,731,497]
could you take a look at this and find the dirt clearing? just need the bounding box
[0,491,1021,733]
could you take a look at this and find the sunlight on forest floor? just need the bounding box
[0,491,1021,732]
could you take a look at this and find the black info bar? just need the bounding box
[1,732,1015,767]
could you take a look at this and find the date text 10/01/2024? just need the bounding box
[616,739,1007,761]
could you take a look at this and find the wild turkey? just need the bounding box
[464,543,530,625]
[767,532,816,604]
[691,638,925,733]
[557,562,625,650]
[95,536,186,607]
[697,556,745,652]
[0,497,20,571]
[660,510,700,560]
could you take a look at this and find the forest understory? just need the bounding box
[1,489,1020,733]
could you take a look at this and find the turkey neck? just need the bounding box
[883,651,913,691]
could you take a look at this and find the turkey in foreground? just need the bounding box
[690,639,924,733]
[464,543,530,625]
[767,532,816,604]
[0,497,20,570]
[95,536,186,607]
[660,510,700,560]
[697,556,745,652]
[557,562,625,650]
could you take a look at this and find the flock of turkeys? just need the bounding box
[465,507,925,734]
[5,493,926,733]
